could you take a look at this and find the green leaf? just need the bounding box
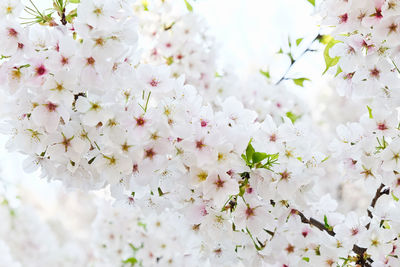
[184,0,193,12]
[296,38,304,46]
[367,105,373,119]
[122,257,138,266]
[137,221,147,230]
[65,8,77,23]
[302,257,310,262]
[323,37,341,74]
[292,77,310,87]
[241,154,248,164]
[286,111,301,123]
[319,35,333,45]
[323,215,332,230]
[335,66,343,77]
[392,192,399,202]
[288,36,292,48]
[252,152,268,164]
[129,243,141,252]
[277,48,284,54]
[245,140,255,163]
[142,0,149,11]
[382,220,391,229]
[157,187,164,196]
[321,155,330,163]
[307,0,315,6]
[259,69,270,79]
[88,157,96,164]
[68,0,80,3]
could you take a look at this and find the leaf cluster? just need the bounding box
[241,139,279,170]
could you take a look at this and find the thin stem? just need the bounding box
[275,34,320,85]
[29,0,43,17]
[391,58,400,74]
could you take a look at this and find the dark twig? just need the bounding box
[60,8,67,25]
[275,34,321,85]
[293,183,391,266]
[366,183,389,230]
[293,209,371,267]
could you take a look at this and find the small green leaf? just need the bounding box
[129,243,141,252]
[323,37,341,74]
[246,141,255,163]
[296,38,304,46]
[65,8,77,23]
[68,0,80,3]
[184,0,193,12]
[383,220,391,229]
[321,155,330,163]
[142,0,149,11]
[252,152,268,164]
[122,257,138,266]
[367,105,373,119]
[158,187,164,196]
[392,192,399,202]
[259,69,270,79]
[302,257,310,262]
[241,154,248,164]
[9,209,15,217]
[137,221,147,230]
[319,35,333,45]
[286,111,301,123]
[307,0,315,6]
[19,64,31,69]
[323,215,332,230]
[335,66,343,77]
[88,157,96,164]
[292,77,310,87]
[277,48,284,54]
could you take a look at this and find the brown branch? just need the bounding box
[60,8,67,25]
[293,209,371,267]
[292,184,390,266]
[366,183,389,230]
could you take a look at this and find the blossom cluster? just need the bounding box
[320,0,400,265]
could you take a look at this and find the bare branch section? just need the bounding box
[292,183,391,266]
[366,183,389,230]
[292,184,390,267]
[293,209,372,267]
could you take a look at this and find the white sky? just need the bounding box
[194,0,324,81]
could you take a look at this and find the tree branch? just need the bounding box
[292,209,371,267]
[292,183,391,266]
[366,183,389,230]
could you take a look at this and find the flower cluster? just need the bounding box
[321,0,400,265]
